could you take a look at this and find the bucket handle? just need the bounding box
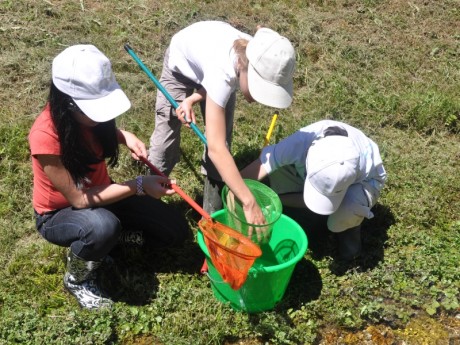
[202,271,228,285]
[202,263,260,285]
[201,260,227,284]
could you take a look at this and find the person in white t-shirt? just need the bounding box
[148,21,296,228]
[241,120,387,260]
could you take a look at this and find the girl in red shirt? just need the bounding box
[29,45,189,310]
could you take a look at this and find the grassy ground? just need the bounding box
[1,0,459,344]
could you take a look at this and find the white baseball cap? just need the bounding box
[52,44,131,122]
[303,136,360,215]
[246,28,295,109]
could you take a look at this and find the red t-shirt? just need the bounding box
[29,105,111,214]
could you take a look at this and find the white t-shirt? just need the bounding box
[168,21,252,108]
[260,120,387,188]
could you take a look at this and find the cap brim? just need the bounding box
[74,87,131,122]
[247,64,293,109]
[303,177,345,215]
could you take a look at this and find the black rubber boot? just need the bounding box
[203,177,225,215]
[336,225,362,261]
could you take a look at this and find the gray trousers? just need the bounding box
[149,48,236,181]
[148,48,236,214]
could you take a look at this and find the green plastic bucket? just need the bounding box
[197,209,308,313]
[222,179,283,244]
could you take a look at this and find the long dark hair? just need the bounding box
[48,82,119,187]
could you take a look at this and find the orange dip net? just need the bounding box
[199,218,262,290]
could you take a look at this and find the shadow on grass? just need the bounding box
[101,238,206,306]
[233,146,263,171]
[359,203,395,267]
[238,259,323,343]
[274,202,395,272]
[277,258,323,309]
[100,248,161,306]
[101,199,206,306]
[269,202,395,279]
[327,203,395,275]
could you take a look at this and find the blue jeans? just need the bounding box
[35,196,190,261]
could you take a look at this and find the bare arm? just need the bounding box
[205,98,265,226]
[240,158,268,180]
[241,156,306,208]
[37,154,174,209]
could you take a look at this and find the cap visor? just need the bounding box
[74,88,131,122]
[247,65,293,109]
[303,178,344,215]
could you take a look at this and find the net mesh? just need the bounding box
[222,179,282,244]
[198,218,262,290]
